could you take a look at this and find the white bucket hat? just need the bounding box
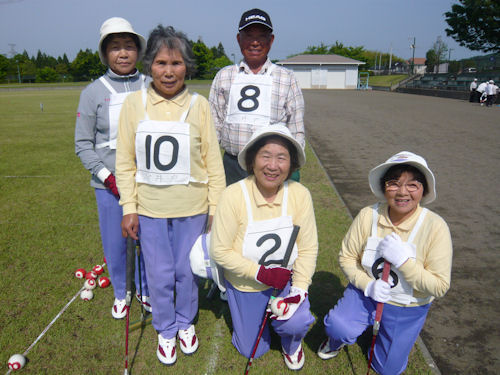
[189,232,226,292]
[237,124,306,171]
[98,17,146,65]
[368,151,436,205]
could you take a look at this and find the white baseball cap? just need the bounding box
[368,151,436,205]
[189,233,226,292]
[98,17,146,65]
[237,124,306,171]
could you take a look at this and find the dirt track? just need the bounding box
[304,90,500,375]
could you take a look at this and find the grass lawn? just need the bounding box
[368,74,408,87]
[0,87,433,374]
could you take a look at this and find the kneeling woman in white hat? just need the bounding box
[317,151,453,375]
[210,125,318,371]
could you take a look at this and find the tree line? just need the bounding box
[0,39,232,83]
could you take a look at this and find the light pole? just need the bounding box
[231,53,235,65]
[409,37,416,75]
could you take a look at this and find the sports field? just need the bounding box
[0,87,439,374]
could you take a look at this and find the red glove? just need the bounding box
[256,266,291,289]
[104,174,120,198]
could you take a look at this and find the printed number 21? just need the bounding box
[257,233,282,266]
[237,85,260,112]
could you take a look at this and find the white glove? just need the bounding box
[377,233,410,268]
[270,286,307,321]
[364,279,391,303]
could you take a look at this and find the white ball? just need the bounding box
[80,289,93,301]
[8,354,26,371]
[270,297,288,316]
[84,278,97,290]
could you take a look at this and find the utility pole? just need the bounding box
[410,37,416,75]
[231,53,235,65]
[388,44,393,75]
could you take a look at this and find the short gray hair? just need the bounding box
[142,25,195,76]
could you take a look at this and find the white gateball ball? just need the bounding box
[84,278,97,290]
[8,354,26,371]
[270,297,288,316]
[80,289,93,301]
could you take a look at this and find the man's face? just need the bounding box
[237,24,274,69]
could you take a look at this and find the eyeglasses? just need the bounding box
[384,180,422,192]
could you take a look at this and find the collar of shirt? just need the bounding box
[106,68,140,80]
[239,58,273,75]
[378,203,423,232]
[147,84,189,107]
[248,175,285,208]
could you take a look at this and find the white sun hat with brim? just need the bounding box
[98,17,146,65]
[368,151,436,205]
[189,232,226,292]
[237,124,306,171]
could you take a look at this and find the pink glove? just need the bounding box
[271,286,307,321]
[104,174,120,198]
[364,279,391,303]
[377,233,410,268]
[255,266,291,289]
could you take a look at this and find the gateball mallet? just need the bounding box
[366,260,391,375]
[243,225,300,375]
[124,236,135,375]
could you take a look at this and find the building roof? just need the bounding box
[276,54,365,65]
[408,57,426,65]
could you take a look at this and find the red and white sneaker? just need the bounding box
[283,343,305,371]
[135,292,152,313]
[317,338,344,360]
[157,334,176,365]
[111,298,127,319]
[178,325,199,355]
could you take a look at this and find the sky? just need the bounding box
[0,0,487,63]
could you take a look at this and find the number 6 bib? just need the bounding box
[225,65,274,127]
[239,180,298,268]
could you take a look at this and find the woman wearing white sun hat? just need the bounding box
[317,151,453,375]
[75,17,151,319]
[210,125,318,371]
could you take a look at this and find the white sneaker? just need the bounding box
[135,292,152,313]
[178,325,199,355]
[111,298,127,319]
[317,339,344,360]
[157,334,177,365]
[282,343,305,371]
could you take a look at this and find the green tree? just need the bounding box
[36,67,60,82]
[426,37,448,73]
[70,49,105,81]
[0,54,9,82]
[445,0,500,53]
[425,49,438,73]
[192,39,213,79]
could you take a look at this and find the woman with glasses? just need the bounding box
[316,151,453,375]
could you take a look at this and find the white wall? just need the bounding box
[280,64,360,89]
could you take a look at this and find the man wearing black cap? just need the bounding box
[209,8,305,186]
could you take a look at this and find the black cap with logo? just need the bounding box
[238,8,273,31]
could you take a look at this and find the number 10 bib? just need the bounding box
[225,65,274,126]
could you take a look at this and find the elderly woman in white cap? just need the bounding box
[317,151,453,375]
[210,125,318,371]
[75,17,151,319]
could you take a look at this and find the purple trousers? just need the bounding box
[138,213,206,339]
[95,188,148,299]
[323,284,430,375]
[225,281,315,358]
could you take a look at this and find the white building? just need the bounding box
[276,54,365,89]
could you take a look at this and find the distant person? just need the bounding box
[317,151,453,375]
[116,25,225,365]
[476,80,487,104]
[210,125,318,370]
[485,80,496,107]
[469,78,478,102]
[209,8,305,186]
[74,17,150,319]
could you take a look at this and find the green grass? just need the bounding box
[368,74,408,87]
[0,88,433,374]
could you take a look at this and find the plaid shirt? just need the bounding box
[209,59,305,156]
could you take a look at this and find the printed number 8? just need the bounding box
[237,85,260,112]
